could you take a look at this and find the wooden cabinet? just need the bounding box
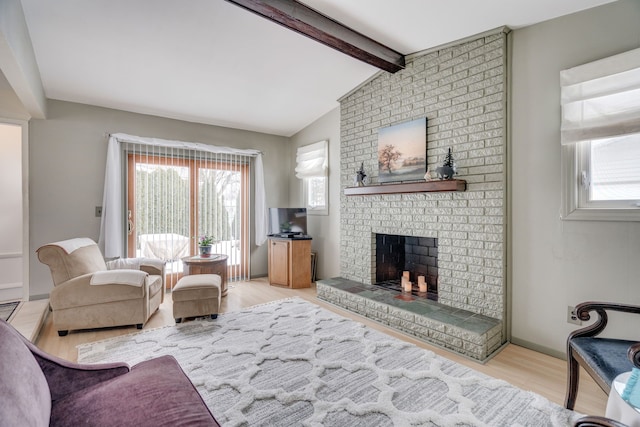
[268,237,311,288]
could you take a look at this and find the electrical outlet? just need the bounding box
[567,306,582,325]
[95,206,103,217]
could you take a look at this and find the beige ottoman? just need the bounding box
[172,274,221,323]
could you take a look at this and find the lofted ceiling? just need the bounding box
[17,0,616,137]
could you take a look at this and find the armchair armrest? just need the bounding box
[569,302,640,340]
[18,332,129,401]
[107,258,166,302]
[107,257,165,276]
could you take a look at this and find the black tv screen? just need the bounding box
[268,208,307,235]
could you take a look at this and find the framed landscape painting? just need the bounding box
[377,117,427,183]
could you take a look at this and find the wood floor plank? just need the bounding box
[35,278,607,416]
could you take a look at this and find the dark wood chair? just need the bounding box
[573,415,629,427]
[565,301,640,410]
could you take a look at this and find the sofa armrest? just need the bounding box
[18,332,129,401]
[35,353,130,401]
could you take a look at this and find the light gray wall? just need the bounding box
[511,0,640,356]
[289,107,341,280]
[0,71,29,120]
[0,0,46,118]
[29,100,290,298]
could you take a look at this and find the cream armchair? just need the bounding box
[37,238,165,336]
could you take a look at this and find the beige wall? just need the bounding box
[511,0,640,356]
[28,100,290,297]
[289,107,341,280]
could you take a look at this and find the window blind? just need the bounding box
[295,140,328,179]
[560,47,640,145]
[124,142,250,280]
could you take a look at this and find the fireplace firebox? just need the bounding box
[374,233,438,300]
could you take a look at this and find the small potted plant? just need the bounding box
[197,235,215,258]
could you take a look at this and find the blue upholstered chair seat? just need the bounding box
[571,337,636,387]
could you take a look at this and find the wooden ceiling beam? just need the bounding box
[224,0,405,73]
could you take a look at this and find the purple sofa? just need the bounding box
[0,319,219,426]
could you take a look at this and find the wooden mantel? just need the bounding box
[344,179,466,196]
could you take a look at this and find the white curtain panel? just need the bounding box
[295,140,328,179]
[560,47,640,145]
[99,133,267,259]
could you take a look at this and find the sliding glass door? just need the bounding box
[127,152,249,287]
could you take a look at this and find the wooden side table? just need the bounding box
[181,254,228,296]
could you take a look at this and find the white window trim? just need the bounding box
[561,143,640,221]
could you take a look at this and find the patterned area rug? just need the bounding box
[78,298,579,426]
[0,301,19,322]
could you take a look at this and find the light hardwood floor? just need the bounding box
[34,278,607,417]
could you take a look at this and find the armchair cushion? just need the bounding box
[50,276,149,309]
[571,337,636,388]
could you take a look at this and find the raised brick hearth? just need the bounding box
[317,278,502,361]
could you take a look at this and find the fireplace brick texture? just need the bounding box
[339,31,507,322]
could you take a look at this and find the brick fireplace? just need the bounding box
[317,29,508,361]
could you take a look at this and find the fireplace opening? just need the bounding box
[374,233,438,300]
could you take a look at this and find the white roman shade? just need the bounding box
[295,140,328,179]
[560,47,640,145]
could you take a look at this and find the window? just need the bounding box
[306,176,328,212]
[295,140,328,215]
[127,149,249,285]
[560,47,640,221]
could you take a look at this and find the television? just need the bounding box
[268,208,307,236]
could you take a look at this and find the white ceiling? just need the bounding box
[18,0,616,137]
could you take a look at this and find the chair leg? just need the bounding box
[57,330,68,337]
[565,347,580,410]
[136,323,143,329]
[211,314,218,319]
[175,318,182,323]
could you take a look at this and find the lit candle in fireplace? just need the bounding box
[418,275,426,292]
[403,271,410,280]
[403,281,412,292]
